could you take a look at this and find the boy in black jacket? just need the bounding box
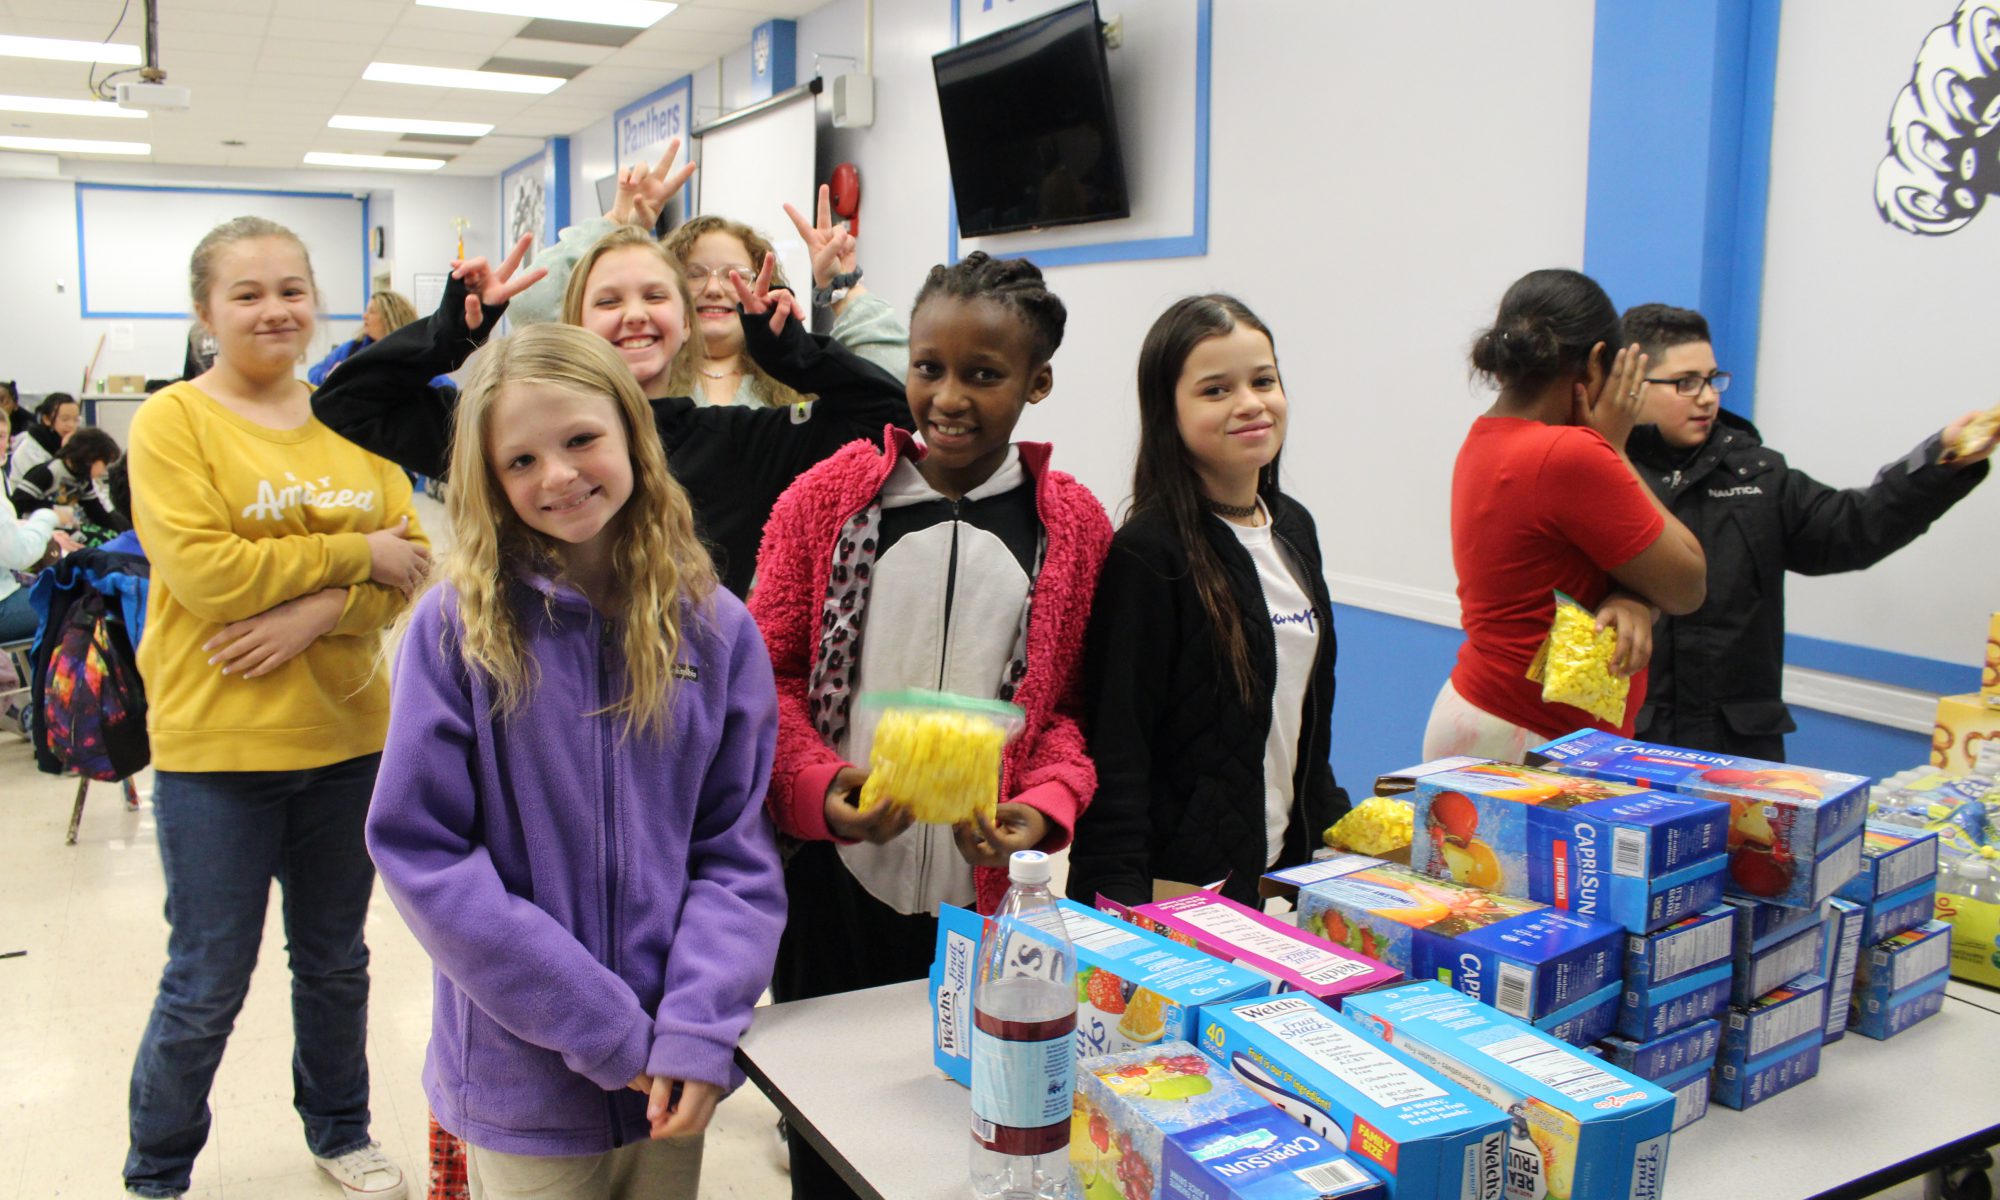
[1622,303,1993,759]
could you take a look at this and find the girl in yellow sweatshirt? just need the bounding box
[120,216,537,1200]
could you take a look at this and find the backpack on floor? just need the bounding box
[41,587,149,781]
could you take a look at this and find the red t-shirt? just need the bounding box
[1449,417,1664,739]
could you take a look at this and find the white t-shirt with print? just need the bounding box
[1224,510,1319,865]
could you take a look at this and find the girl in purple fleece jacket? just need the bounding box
[365,324,784,1200]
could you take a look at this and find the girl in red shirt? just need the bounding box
[1425,268,1706,761]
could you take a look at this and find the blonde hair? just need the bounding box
[189,216,319,315]
[662,214,809,409]
[369,290,419,334]
[560,226,698,393]
[435,323,716,739]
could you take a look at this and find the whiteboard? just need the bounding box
[695,92,818,300]
[77,183,368,319]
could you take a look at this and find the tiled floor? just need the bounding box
[0,494,789,1199]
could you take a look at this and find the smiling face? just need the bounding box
[196,236,317,381]
[578,245,689,393]
[1641,340,1722,449]
[487,382,634,563]
[907,295,1051,498]
[682,230,758,358]
[1174,323,1286,496]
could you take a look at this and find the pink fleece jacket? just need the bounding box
[749,428,1112,913]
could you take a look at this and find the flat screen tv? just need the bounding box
[932,1,1130,239]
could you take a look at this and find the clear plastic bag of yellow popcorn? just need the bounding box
[854,690,1026,825]
[1323,796,1414,857]
[1531,591,1629,726]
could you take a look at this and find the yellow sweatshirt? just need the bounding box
[129,382,427,772]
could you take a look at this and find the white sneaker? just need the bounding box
[312,1142,408,1199]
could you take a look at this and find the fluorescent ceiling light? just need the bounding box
[416,0,676,28]
[330,114,494,136]
[364,62,565,94]
[0,135,148,155]
[305,152,447,171]
[0,35,143,65]
[0,93,146,119]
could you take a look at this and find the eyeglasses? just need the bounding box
[1644,371,1731,398]
[683,262,757,284]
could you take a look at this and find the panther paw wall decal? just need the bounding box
[1876,1,2000,236]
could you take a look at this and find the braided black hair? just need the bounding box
[910,251,1068,364]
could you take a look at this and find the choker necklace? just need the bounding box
[698,366,742,381]
[1205,497,1260,520]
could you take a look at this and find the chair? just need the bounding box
[1,635,30,737]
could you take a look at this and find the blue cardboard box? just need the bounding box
[1161,1110,1387,1199]
[1712,1034,1821,1110]
[1850,968,1949,1040]
[1534,979,1623,1047]
[1337,982,1674,1200]
[928,902,1271,1086]
[1821,898,1865,1044]
[1724,895,1822,955]
[1624,905,1733,991]
[1601,1018,1721,1082]
[1073,1041,1274,1200]
[1720,974,1828,1069]
[1528,731,1868,908]
[1197,993,1509,1200]
[1855,920,1954,1008]
[1862,878,1939,946]
[1275,857,1623,1024]
[1727,903,1825,1006]
[1655,1062,1711,1131]
[1401,760,1727,933]
[1835,824,1940,903]
[1619,960,1730,1042]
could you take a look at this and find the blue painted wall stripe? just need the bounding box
[1785,634,1979,698]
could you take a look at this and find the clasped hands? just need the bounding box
[822,766,1047,868]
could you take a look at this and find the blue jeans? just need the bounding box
[124,754,383,1197]
[0,584,36,643]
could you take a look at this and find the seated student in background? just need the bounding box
[11,425,127,537]
[307,290,454,392]
[509,146,908,393]
[1621,303,1993,760]
[0,381,28,438]
[1423,269,1708,763]
[1067,296,1347,909]
[367,324,784,1200]
[745,252,1109,1198]
[7,392,81,492]
[0,489,71,643]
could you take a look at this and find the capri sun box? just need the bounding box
[1269,857,1623,1025]
[1196,993,1509,1200]
[1527,730,1868,908]
[1401,760,1729,933]
[1336,982,1674,1200]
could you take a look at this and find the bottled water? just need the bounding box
[970,850,1076,1200]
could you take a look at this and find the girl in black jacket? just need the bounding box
[1068,296,1348,909]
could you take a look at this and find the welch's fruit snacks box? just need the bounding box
[1403,760,1728,933]
[1834,824,1940,903]
[1528,731,1868,908]
[1160,1109,1387,1200]
[1112,891,1402,1006]
[1272,857,1621,1025]
[1197,993,1508,1200]
[1337,982,1674,1200]
[929,901,1270,1086]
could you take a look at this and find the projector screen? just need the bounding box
[76,183,367,319]
[695,91,818,300]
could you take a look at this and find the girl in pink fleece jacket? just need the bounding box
[742,253,1110,1194]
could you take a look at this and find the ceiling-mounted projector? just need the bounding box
[114,81,190,111]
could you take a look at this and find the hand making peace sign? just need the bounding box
[610,137,697,231]
[450,234,549,331]
[784,183,859,291]
[728,252,809,336]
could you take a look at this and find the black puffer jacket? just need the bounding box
[1629,412,1986,759]
[1067,496,1348,908]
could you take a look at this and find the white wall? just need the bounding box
[1758,1,1999,665]
[0,163,495,398]
[792,0,1596,607]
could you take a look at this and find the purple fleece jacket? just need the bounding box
[366,576,784,1156]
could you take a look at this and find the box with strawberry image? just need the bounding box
[1271,857,1622,1024]
[1528,731,1868,909]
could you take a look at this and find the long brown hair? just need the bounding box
[662,214,809,408]
[1131,295,1283,703]
[430,323,715,739]
[559,225,697,396]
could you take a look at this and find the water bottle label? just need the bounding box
[970,1023,1074,1151]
